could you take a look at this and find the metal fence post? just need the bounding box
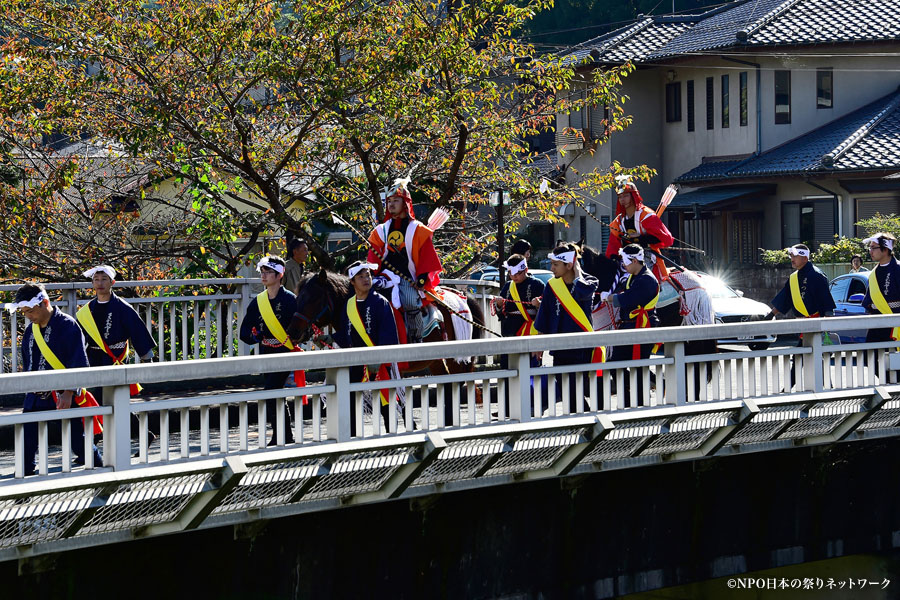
[508,353,532,422]
[102,384,133,471]
[238,281,252,356]
[326,366,351,442]
[664,341,687,405]
[802,331,824,393]
[63,286,78,316]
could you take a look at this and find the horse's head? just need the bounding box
[580,243,621,292]
[287,268,346,343]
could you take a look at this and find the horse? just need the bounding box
[286,269,486,426]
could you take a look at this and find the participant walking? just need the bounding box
[367,178,442,343]
[13,284,102,475]
[239,256,299,445]
[600,244,660,406]
[332,261,402,436]
[534,243,601,413]
[770,244,835,320]
[862,233,900,345]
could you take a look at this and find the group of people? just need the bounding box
[13,171,900,475]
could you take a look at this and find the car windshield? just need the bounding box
[699,275,739,299]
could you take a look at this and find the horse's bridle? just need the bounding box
[292,294,335,332]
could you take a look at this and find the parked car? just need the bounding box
[829,272,869,343]
[696,273,777,350]
[465,267,554,294]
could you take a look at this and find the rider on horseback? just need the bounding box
[605,175,674,281]
[367,178,442,344]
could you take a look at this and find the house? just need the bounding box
[556,0,900,265]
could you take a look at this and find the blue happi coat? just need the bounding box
[21,308,89,410]
[81,293,156,366]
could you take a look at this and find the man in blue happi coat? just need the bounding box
[14,284,102,476]
[862,232,900,344]
[534,243,600,413]
[240,255,298,445]
[771,244,835,320]
[332,261,401,436]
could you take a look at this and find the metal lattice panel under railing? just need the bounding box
[213,459,326,514]
[0,489,97,549]
[485,428,587,476]
[859,402,900,431]
[808,397,871,417]
[79,474,211,536]
[728,403,808,445]
[778,415,848,440]
[641,410,735,456]
[581,418,669,463]
[413,438,509,486]
[302,447,415,501]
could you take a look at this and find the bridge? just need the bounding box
[3,278,900,597]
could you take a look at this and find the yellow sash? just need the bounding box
[789,271,812,317]
[257,290,294,350]
[347,296,390,406]
[77,304,143,394]
[509,282,537,336]
[626,275,660,327]
[547,278,605,364]
[868,268,900,341]
[32,323,104,433]
[32,323,65,370]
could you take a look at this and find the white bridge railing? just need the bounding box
[2,315,900,561]
[0,277,500,373]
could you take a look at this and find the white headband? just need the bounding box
[615,174,634,195]
[11,291,48,310]
[787,247,810,257]
[503,260,528,275]
[547,251,576,264]
[619,247,644,265]
[83,265,116,280]
[256,257,285,274]
[863,236,894,251]
[348,262,378,279]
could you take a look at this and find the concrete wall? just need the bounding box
[10,437,900,599]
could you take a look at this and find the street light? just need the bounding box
[490,190,510,285]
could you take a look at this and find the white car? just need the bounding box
[697,273,777,350]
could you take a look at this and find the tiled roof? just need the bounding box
[567,0,900,65]
[668,184,776,208]
[674,89,900,183]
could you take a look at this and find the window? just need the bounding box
[721,74,730,128]
[570,89,585,130]
[665,82,682,122]
[817,68,833,109]
[706,77,714,129]
[781,198,835,248]
[829,278,850,304]
[847,278,866,302]
[775,70,791,124]
[687,80,695,131]
[739,71,748,126]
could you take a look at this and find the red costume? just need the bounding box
[367,182,442,292]
[605,183,674,280]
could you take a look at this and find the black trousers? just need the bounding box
[263,371,296,444]
[550,351,594,413]
[608,343,654,407]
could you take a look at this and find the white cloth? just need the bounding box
[375,270,402,309]
[256,256,285,274]
[619,246,644,264]
[547,250,576,264]
[863,236,894,251]
[787,247,810,257]
[348,262,379,279]
[11,291,47,310]
[503,260,528,275]
[83,265,116,279]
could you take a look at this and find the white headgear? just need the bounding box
[615,174,635,195]
[787,246,810,258]
[503,260,528,275]
[619,246,644,265]
[83,265,117,280]
[863,236,894,251]
[547,250,576,264]
[10,291,48,310]
[256,256,285,274]
[348,262,379,279]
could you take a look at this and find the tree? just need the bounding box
[0,0,648,281]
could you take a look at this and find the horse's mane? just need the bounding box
[297,269,351,299]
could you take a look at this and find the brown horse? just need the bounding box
[286,269,485,377]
